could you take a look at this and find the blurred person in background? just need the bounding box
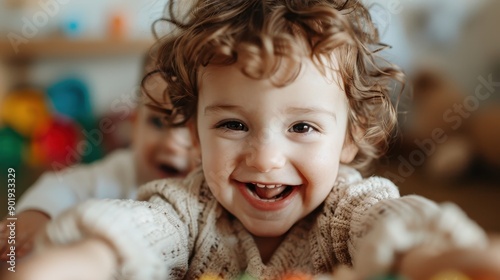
[0,53,199,260]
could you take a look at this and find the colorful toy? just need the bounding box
[238,272,257,280]
[46,77,105,163]
[30,116,82,168]
[109,12,127,38]
[0,89,51,137]
[429,270,470,280]
[0,62,7,125]
[199,273,224,280]
[367,274,408,280]
[193,269,494,280]
[280,272,313,280]
[46,78,93,127]
[0,126,28,169]
[0,74,106,172]
[61,15,84,38]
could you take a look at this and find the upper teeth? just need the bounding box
[254,183,283,189]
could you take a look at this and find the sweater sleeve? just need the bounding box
[330,174,401,265]
[328,167,487,277]
[17,149,137,218]
[352,197,487,277]
[36,197,190,280]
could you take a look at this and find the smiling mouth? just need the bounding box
[245,183,295,201]
[158,164,182,177]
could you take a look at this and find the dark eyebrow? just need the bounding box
[145,103,174,116]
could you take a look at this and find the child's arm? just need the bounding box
[0,169,85,261]
[16,150,135,219]
[345,193,498,279]
[0,210,49,260]
[399,237,500,279]
[9,197,190,279]
[327,171,498,278]
[1,238,117,280]
[0,150,135,260]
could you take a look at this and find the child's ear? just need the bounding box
[340,127,361,164]
[340,138,358,164]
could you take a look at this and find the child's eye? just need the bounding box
[149,116,166,129]
[216,121,248,131]
[289,123,316,134]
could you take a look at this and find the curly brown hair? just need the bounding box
[144,0,405,171]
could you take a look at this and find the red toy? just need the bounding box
[30,116,82,168]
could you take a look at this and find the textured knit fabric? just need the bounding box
[41,165,487,280]
[18,149,137,218]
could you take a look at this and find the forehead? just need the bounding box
[197,59,348,117]
[143,73,168,96]
[141,73,174,109]
[199,56,343,94]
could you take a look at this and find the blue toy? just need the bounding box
[46,78,93,126]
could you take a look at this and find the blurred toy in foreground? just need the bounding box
[199,265,498,280]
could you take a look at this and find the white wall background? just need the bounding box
[0,0,168,116]
[0,0,168,38]
[2,0,499,116]
[364,0,497,92]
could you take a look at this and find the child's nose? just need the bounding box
[161,128,191,154]
[245,136,286,173]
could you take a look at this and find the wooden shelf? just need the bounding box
[0,38,155,60]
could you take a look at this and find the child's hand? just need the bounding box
[0,210,50,260]
[399,237,500,280]
[1,238,117,280]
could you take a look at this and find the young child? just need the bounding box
[0,56,197,261]
[6,1,500,279]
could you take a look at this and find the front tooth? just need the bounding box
[256,183,266,188]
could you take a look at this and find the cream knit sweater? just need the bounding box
[41,165,487,280]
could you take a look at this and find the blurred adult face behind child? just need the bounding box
[132,73,197,185]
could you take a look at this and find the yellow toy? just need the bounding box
[0,89,51,137]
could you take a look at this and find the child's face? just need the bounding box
[196,59,358,237]
[132,104,195,186]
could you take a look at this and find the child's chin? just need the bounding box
[245,223,293,238]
